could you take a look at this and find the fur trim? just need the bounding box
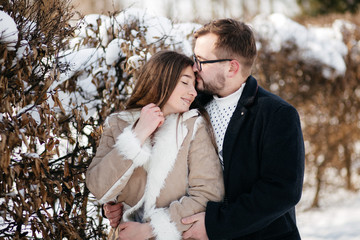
[192,115,205,140]
[122,199,143,222]
[121,113,189,232]
[143,113,187,211]
[148,208,181,240]
[115,125,151,167]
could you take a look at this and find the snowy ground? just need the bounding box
[98,189,360,240]
[297,190,360,240]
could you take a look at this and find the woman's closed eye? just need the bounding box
[181,81,188,85]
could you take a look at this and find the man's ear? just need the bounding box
[227,60,240,78]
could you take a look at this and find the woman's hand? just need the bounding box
[117,222,154,240]
[134,103,164,144]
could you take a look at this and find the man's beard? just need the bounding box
[197,73,225,96]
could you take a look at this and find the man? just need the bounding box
[104,18,305,240]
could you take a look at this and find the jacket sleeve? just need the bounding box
[149,117,224,238]
[205,104,305,239]
[86,115,151,204]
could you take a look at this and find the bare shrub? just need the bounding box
[1,1,198,238]
[0,0,104,239]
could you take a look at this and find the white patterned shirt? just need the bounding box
[205,83,245,167]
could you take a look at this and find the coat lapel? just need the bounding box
[222,76,258,186]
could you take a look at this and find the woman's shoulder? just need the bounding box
[181,109,207,132]
[182,109,201,121]
[104,109,140,129]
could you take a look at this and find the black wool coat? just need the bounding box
[199,76,305,240]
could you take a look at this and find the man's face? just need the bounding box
[193,33,227,96]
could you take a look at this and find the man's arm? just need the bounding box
[103,202,123,228]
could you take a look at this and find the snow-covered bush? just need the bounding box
[0,0,104,238]
[0,1,200,239]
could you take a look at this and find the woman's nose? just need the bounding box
[189,85,197,97]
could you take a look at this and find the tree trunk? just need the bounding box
[344,145,354,191]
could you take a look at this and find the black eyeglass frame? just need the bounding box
[193,55,233,71]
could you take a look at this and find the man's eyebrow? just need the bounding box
[194,54,201,58]
[195,54,207,61]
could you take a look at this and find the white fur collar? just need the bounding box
[122,109,199,219]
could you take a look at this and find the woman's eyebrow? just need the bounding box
[182,74,195,79]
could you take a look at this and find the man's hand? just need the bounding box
[182,212,209,240]
[117,222,153,240]
[103,202,123,228]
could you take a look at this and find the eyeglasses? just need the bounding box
[193,55,232,71]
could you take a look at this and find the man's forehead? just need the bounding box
[194,33,218,58]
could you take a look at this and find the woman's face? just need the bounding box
[162,66,197,116]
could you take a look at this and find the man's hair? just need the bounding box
[194,18,257,70]
[126,50,193,110]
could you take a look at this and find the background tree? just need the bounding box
[0,0,90,238]
[297,0,360,15]
[254,13,360,208]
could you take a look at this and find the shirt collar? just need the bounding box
[213,83,246,107]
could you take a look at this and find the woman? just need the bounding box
[86,51,224,240]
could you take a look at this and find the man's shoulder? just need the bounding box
[257,86,294,109]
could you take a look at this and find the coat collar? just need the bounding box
[239,75,258,108]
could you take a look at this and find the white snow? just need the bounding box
[118,0,301,22]
[0,10,18,51]
[58,48,105,83]
[78,14,112,46]
[167,22,202,56]
[297,191,360,240]
[252,13,349,78]
[114,8,173,45]
[105,38,126,65]
[16,40,30,60]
